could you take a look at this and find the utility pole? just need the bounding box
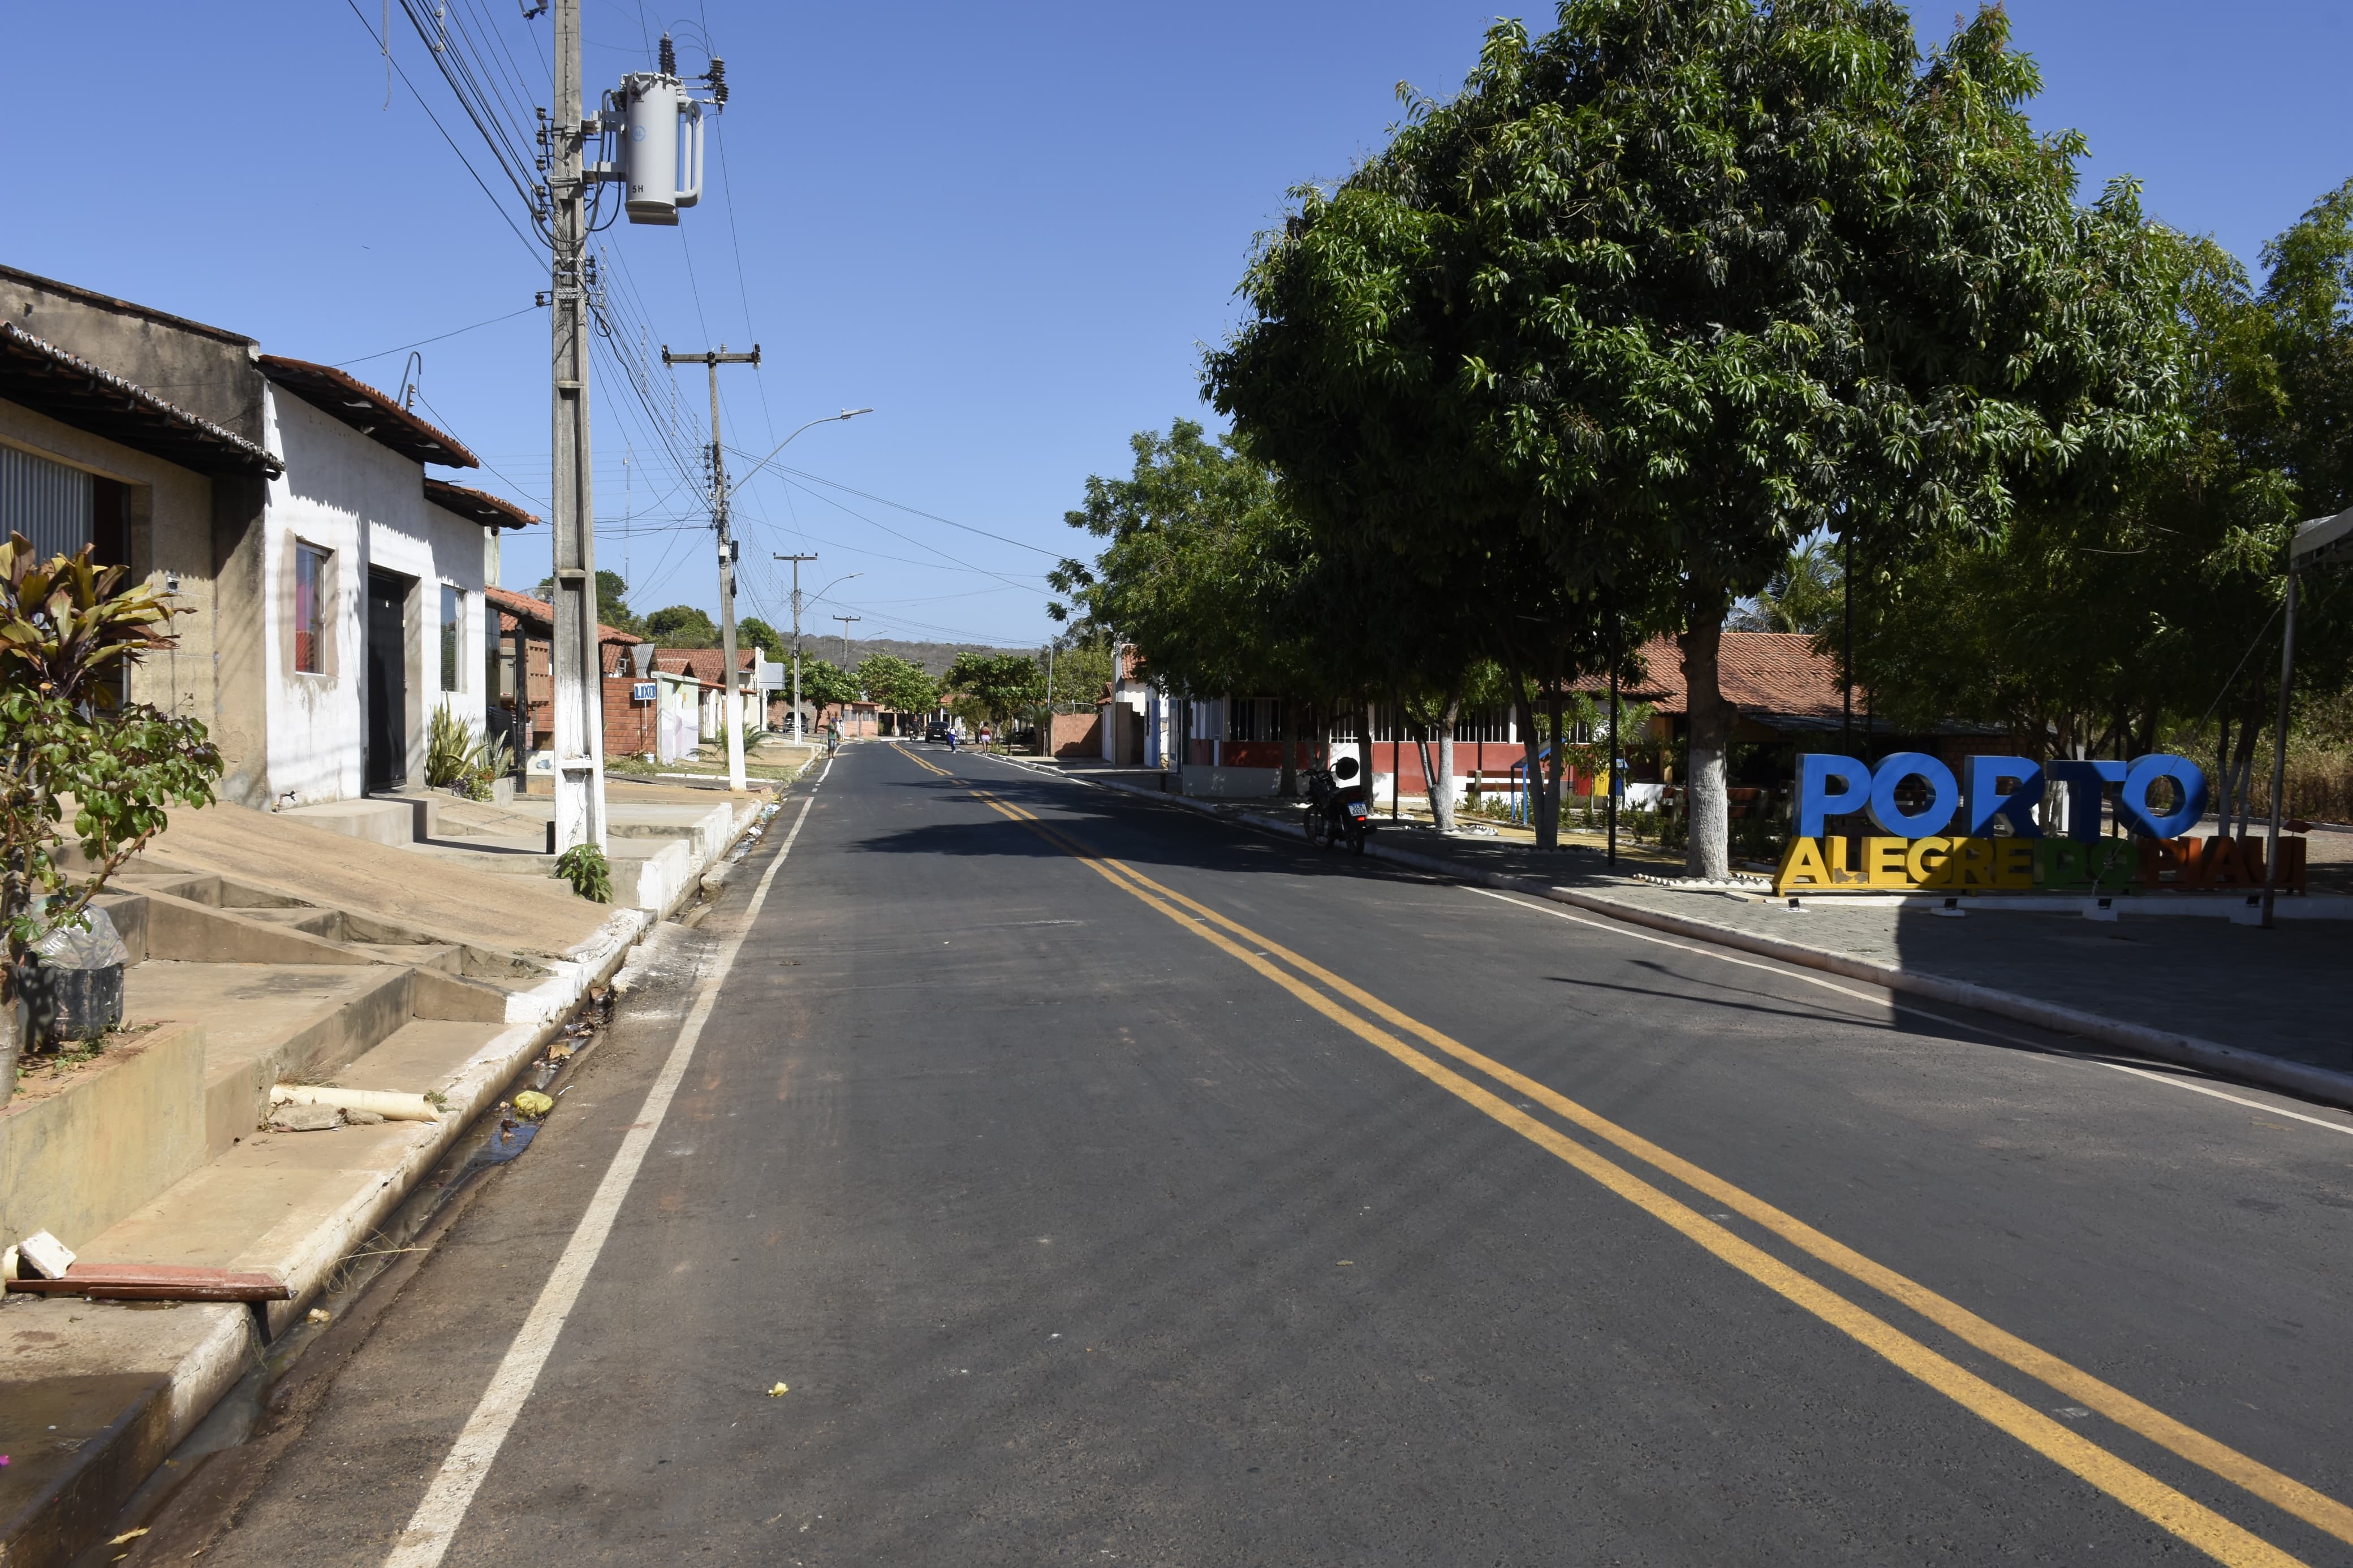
[663,343,761,792]
[1041,641,1055,757]
[547,0,605,854]
[833,615,861,739]
[775,552,816,742]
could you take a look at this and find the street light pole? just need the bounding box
[662,343,760,792]
[833,614,861,736]
[775,552,816,742]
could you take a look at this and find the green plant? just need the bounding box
[2,534,221,1076]
[425,705,474,788]
[553,843,612,903]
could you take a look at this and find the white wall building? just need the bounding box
[253,356,527,805]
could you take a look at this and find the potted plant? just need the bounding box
[1,534,221,1102]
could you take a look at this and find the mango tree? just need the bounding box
[1209,1,2179,876]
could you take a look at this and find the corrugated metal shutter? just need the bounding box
[0,446,94,560]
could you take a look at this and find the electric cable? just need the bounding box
[332,304,541,368]
[341,0,545,265]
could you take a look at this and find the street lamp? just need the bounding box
[773,567,863,742]
[731,407,874,490]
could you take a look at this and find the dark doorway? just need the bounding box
[366,570,411,792]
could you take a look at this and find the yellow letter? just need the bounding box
[1774,836,1834,895]
[1867,837,1911,888]
[1995,839,2036,889]
[1906,836,1952,887]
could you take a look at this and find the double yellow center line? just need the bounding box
[913,749,2348,1567]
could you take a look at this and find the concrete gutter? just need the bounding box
[1031,762,2353,1116]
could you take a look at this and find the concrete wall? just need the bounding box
[0,1019,208,1252]
[424,500,493,757]
[0,269,262,441]
[0,271,274,802]
[0,403,217,722]
[261,390,489,804]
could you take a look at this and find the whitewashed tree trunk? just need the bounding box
[1681,615,1732,880]
[1435,694,1460,831]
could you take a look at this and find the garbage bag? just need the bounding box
[32,908,130,970]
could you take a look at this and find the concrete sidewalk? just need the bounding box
[1000,757,2353,1111]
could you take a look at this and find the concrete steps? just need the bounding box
[59,1013,522,1337]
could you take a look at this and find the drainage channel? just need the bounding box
[73,994,620,1568]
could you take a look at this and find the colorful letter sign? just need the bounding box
[1773,751,2301,897]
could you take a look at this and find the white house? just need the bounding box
[0,266,531,808]
[253,355,525,802]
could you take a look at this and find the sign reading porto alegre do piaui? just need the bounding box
[1774,753,2308,897]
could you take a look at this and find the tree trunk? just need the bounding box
[1423,692,1460,832]
[1512,675,1557,851]
[1680,609,1733,880]
[1544,685,1567,849]
[2214,715,2235,829]
[2232,714,2262,838]
[0,982,19,1107]
[1278,696,1298,799]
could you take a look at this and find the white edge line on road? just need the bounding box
[1463,885,2353,1141]
[381,788,821,1568]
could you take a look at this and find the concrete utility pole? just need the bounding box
[775,552,816,742]
[834,614,860,669]
[663,343,761,792]
[548,0,606,853]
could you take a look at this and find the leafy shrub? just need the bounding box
[553,843,612,903]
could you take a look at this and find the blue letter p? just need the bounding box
[1796,753,1872,839]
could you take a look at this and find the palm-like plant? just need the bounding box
[1731,540,1844,636]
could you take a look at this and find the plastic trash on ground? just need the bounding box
[31,908,129,970]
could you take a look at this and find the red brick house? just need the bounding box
[483,586,640,768]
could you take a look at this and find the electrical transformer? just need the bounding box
[620,72,702,226]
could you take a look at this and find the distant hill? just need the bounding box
[805,637,1043,677]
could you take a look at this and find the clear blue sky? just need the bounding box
[14,2,2350,647]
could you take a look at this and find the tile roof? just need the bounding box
[1580,632,1854,722]
[647,646,759,685]
[424,478,537,530]
[484,585,637,645]
[0,323,282,477]
[257,355,479,469]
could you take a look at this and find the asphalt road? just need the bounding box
[150,741,2353,1567]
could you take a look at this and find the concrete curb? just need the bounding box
[1048,767,2353,1116]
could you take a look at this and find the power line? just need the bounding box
[332,304,541,368]
[341,0,545,266]
[771,477,1049,596]
[737,457,1062,558]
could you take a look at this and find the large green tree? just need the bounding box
[1209,1,2180,876]
[1855,196,2353,830]
[797,657,860,713]
[645,604,719,647]
[535,569,641,636]
[737,616,787,659]
[856,652,937,717]
[942,652,1043,740]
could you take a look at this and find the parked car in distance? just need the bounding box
[926,722,953,742]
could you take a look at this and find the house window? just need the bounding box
[440,584,463,692]
[294,544,329,673]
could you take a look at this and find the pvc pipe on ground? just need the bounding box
[271,1084,439,1122]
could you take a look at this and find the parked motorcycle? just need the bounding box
[1303,757,1373,854]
